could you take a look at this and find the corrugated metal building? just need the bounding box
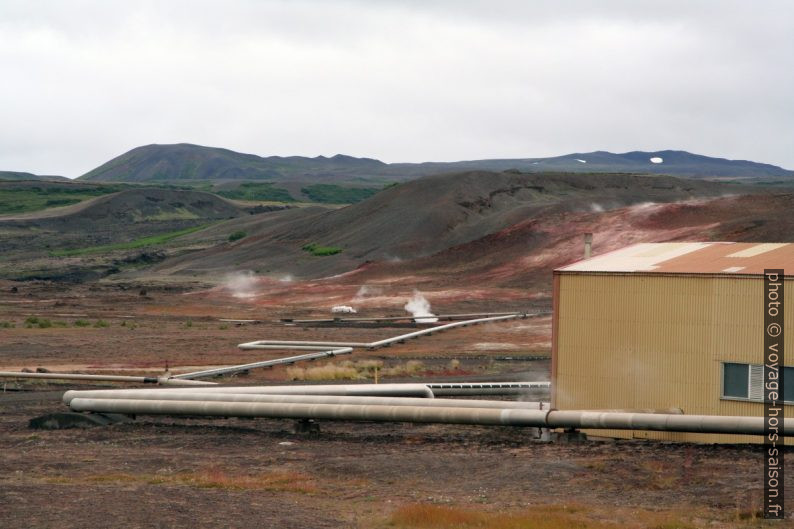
[552,242,793,443]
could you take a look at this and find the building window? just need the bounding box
[722,363,749,399]
[721,362,794,403]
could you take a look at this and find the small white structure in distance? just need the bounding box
[331,305,357,314]
[575,159,587,163]
[650,156,664,164]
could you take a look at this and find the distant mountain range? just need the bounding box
[4,143,793,184]
[76,144,794,183]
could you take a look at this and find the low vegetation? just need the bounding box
[228,230,247,242]
[215,182,295,203]
[51,223,212,256]
[300,183,381,204]
[302,242,342,256]
[286,360,424,381]
[0,321,14,328]
[0,183,127,215]
[385,503,701,529]
[24,316,52,329]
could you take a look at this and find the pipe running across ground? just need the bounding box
[65,397,794,436]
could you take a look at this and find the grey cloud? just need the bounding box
[0,0,792,177]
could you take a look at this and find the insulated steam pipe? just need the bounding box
[61,382,548,404]
[60,391,545,409]
[69,398,552,426]
[66,398,794,435]
[62,383,436,404]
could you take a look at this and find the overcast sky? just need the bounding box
[1,0,792,177]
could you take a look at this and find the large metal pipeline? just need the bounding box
[0,371,215,386]
[69,398,551,426]
[546,410,779,435]
[62,382,550,403]
[60,391,545,409]
[62,383,436,404]
[65,398,794,435]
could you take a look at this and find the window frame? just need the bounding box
[720,361,794,404]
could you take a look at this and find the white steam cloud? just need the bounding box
[352,285,383,303]
[223,271,259,299]
[404,290,438,323]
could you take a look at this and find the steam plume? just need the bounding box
[223,271,259,299]
[404,290,438,323]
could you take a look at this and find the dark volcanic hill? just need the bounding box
[0,188,250,281]
[79,143,387,183]
[0,170,69,182]
[148,170,744,280]
[77,144,794,184]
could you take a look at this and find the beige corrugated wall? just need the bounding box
[554,272,794,444]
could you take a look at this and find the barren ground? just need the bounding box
[0,281,790,528]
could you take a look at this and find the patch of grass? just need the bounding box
[228,230,247,242]
[0,183,128,215]
[93,320,109,328]
[287,363,359,381]
[73,319,91,327]
[216,182,295,203]
[24,316,52,329]
[0,321,15,328]
[286,359,425,381]
[219,324,229,330]
[300,183,380,204]
[302,242,342,256]
[185,319,193,328]
[51,223,212,257]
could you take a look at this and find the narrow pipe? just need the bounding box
[429,381,550,396]
[238,341,369,349]
[234,345,360,351]
[282,311,548,324]
[59,391,545,409]
[171,347,353,380]
[0,371,215,386]
[238,313,535,352]
[66,398,794,435]
[199,314,537,382]
[364,314,522,349]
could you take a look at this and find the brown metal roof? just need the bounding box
[557,242,794,276]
